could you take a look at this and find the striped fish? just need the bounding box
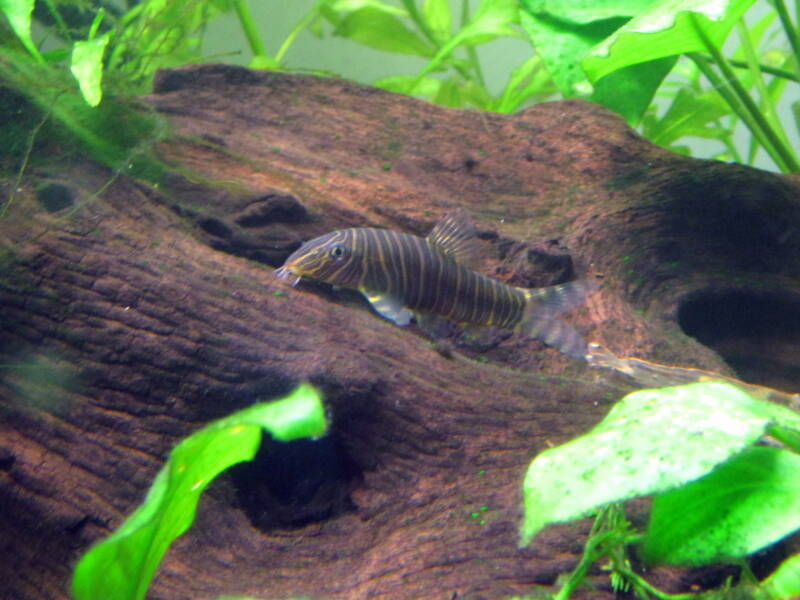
[275,211,598,358]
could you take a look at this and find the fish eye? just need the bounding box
[329,243,346,260]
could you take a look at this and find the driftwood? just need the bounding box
[2,64,800,600]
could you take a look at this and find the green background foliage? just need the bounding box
[2,0,798,175]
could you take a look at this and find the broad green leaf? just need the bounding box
[0,0,43,62]
[423,0,452,42]
[70,33,111,107]
[582,0,757,84]
[759,553,800,599]
[643,446,800,565]
[591,55,676,124]
[72,383,328,600]
[519,9,626,97]
[522,0,659,25]
[333,7,434,56]
[520,381,799,546]
[519,6,671,123]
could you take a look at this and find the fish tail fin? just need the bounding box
[516,280,599,358]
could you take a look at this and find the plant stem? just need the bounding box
[461,0,486,88]
[726,57,799,83]
[736,20,793,157]
[401,0,438,47]
[553,508,619,600]
[275,2,321,65]
[690,15,800,172]
[771,0,800,66]
[1,106,49,219]
[689,55,758,135]
[553,531,610,600]
[41,0,73,43]
[233,0,269,60]
[613,565,695,600]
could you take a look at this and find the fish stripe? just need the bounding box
[466,272,478,323]
[442,257,460,319]
[494,280,509,326]
[387,230,406,297]
[376,229,392,293]
[376,229,395,295]
[485,278,497,326]
[353,229,366,287]
[335,229,354,284]
[432,248,446,314]
[413,234,429,309]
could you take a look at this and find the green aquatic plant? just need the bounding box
[3,0,797,179]
[261,0,798,170]
[519,0,800,171]
[67,378,800,599]
[0,0,276,189]
[71,383,328,600]
[1,2,159,185]
[520,381,800,599]
[303,0,797,171]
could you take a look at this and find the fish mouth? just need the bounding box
[274,265,301,287]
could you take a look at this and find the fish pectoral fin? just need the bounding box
[362,289,414,326]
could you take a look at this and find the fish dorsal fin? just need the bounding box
[426,209,480,265]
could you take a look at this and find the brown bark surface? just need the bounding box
[2,64,800,600]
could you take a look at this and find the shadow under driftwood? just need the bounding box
[2,64,800,599]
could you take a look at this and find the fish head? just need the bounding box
[275,230,360,288]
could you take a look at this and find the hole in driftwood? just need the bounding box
[677,289,800,390]
[230,433,360,530]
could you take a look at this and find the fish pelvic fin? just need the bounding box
[516,279,599,358]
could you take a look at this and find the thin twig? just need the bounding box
[1,106,51,219]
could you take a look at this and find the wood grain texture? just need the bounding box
[2,64,800,600]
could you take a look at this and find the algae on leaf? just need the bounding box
[71,33,111,107]
[582,0,756,83]
[520,381,800,545]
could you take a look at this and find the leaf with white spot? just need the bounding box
[520,381,799,545]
